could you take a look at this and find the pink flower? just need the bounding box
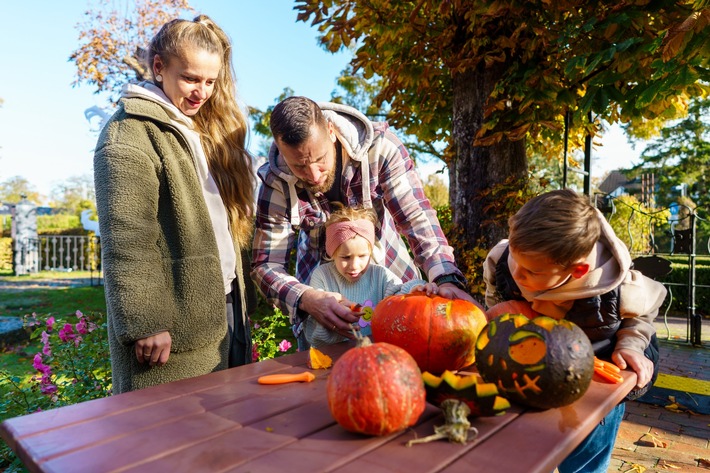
[76,318,88,335]
[32,354,51,375]
[46,316,55,331]
[252,344,260,362]
[40,384,57,395]
[75,310,84,318]
[58,323,75,342]
[278,340,292,352]
[42,343,52,357]
[74,336,83,347]
[88,322,98,333]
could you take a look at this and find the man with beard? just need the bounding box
[251,96,473,350]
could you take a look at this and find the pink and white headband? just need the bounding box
[325,219,375,257]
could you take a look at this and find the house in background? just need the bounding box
[597,170,643,198]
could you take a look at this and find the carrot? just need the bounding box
[257,372,316,385]
[594,367,624,384]
[594,357,621,373]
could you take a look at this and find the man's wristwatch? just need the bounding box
[433,273,468,291]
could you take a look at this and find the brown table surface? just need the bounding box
[1,341,636,473]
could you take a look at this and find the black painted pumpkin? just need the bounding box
[474,313,594,410]
[422,370,510,416]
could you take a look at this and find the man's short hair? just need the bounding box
[508,189,602,267]
[270,96,328,146]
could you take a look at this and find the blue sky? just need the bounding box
[0,0,642,199]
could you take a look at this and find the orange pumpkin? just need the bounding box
[327,334,425,436]
[486,300,539,321]
[371,293,487,374]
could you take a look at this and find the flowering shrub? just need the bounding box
[251,307,293,361]
[0,310,111,471]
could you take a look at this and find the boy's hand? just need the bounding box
[612,348,654,389]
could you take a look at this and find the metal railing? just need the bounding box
[16,235,102,284]
[598,195,709,346]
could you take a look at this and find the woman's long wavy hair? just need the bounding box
[148,15,254,247]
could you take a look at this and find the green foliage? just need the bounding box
[48,175,96,217]
[633,96,710,212]
[0,176,42,205]
[251,305,294,361]
[248,87,294,158]
[438,172,546,300]
[607,195,671,254]
[296,1,710,154]
[0,311,111,471]
[0,283,107,326]
[36,214,83,234]
[423,174,449,208]
[661,256,710,315]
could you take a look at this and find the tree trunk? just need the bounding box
[450,64,527,278]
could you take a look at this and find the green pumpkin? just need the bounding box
[474,313,594,410]
[422,370,511,416]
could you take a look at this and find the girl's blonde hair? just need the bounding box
[149,15,254,246]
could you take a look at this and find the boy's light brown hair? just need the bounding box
[508,189,601,267]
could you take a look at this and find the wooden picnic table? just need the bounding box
[1,341,636,473]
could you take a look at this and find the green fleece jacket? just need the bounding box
[94,93,249,394]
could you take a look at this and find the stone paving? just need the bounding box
[609,334,710,472]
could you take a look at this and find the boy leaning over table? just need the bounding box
[482,189,667,473]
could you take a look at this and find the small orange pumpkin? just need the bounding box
[371,293,487,374]
[327,334,425,436]
[486,300,539,321]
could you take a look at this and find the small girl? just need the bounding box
[304,205,439,348]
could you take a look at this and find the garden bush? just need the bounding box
[0,311,111,471]
[0,237,11,271]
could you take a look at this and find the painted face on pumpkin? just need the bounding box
[475,314,594,410]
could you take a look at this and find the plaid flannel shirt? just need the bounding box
[251,102,462,323]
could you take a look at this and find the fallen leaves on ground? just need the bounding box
[638,433,668,448]
[663,395,698,415]
[658,459,681,469]
[622,463,646,473]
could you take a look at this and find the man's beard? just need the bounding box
[304,169,336,194]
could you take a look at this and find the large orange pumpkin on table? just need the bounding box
[327,334,426,436]
[371,293,487,374]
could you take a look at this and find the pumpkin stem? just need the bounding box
[352,328,372,348]
[406,399,479,446]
